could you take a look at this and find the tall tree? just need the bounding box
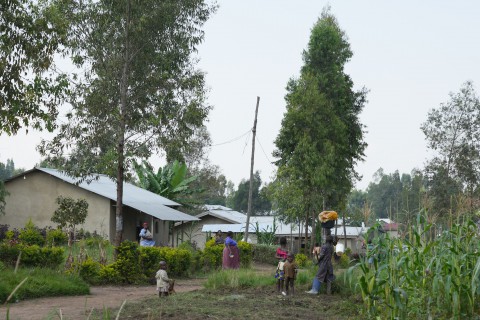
[186,163,229,207]
[38,0,216,246]
[229,171,271,215]
[0,0,68,135]
[272,8,367,248]
[421,81,480,219]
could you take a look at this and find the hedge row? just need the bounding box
[76,240,253,285]
[0,243,65,268]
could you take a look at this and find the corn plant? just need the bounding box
[346,214,480,319]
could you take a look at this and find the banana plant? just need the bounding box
[133,160,200,207]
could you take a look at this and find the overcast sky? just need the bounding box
[1,1,479,190]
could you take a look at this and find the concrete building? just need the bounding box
[2,167,198,245]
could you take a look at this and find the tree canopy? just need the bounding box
[38,0,216,246]
[0,0,68,135]
[421,81,480,219]
[272,8,367,247]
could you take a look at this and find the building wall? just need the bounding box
[3,171,111,237]
[174,215,232,249]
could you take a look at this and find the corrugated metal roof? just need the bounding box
[34,168,198,222]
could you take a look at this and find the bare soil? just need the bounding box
[0,263,276,320]
[0,278,205,320]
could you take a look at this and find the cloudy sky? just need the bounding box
[1,1,479,190]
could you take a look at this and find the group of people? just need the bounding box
[275,235,336,296]
[149,225,336,297]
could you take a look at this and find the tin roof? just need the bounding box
[10,168,198,222]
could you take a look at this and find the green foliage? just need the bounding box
[78,257,102,285]
[0,243,64,268]
[0,267,89,303]
[238,241,253,268]
[346,216,480,319]
[186,164,228,206]
[229,171,272,214]
[252,244,277,265]
[46,228,68,246]
[134,160,200,207]
[203,239,224,270]
[38,0,216,247]
[51,196,89,231]
[335,253,350,269]
[295,253,308,268]
[272,7,367,234]
[204,269,275,290]
[253,219,277,245]
[109,241,142,284]
[0,0,69,135]
[18,220,45,246]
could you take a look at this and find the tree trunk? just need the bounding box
[304,210,309,254]
[114,0,131,250]
[310,207,316,255]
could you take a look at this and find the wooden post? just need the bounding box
[243,96,260,242]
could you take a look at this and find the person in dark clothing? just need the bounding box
[306,235,335,294]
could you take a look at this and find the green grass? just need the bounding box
[102,284,365,320]
[0,267,90,303]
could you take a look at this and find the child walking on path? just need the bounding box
[284,253,298,296]
[275,257,286,294]
[156,261,172,297]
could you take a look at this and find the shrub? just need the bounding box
[335,253,350,269]
[295,253,308,268]
[78,257,102,284]
[110,240,142,284]
[0,242,19,266]
[18,220,45,246]
[5,230,15,240]
[18,244,64,268]
[99,264,121,284]
[238,241,253,268]
[46,229,68,246]
[252,244,277,265]
[0,224,9,241]
[203,240,224,270]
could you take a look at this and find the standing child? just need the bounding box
[275,256,286,294]
[156,261,171,297]
[284,253,298,296]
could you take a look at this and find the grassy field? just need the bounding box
[100,286,364,320]
[93,268,366,320]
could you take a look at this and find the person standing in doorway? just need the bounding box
[139,222,155,246]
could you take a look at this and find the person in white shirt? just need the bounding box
[139,222,155,246]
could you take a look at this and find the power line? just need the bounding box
[256,135,275,168]
[210,129,251,147]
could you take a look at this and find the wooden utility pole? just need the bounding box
[244,96,260,242]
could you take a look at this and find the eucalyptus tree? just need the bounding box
[38,0,216,246]
[421,81,480,218]
[0,0,68,134]
[272,8,367,247]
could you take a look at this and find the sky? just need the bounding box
[1,1,480,191]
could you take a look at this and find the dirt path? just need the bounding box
[0,263,275,320]
[0,278,205,320]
